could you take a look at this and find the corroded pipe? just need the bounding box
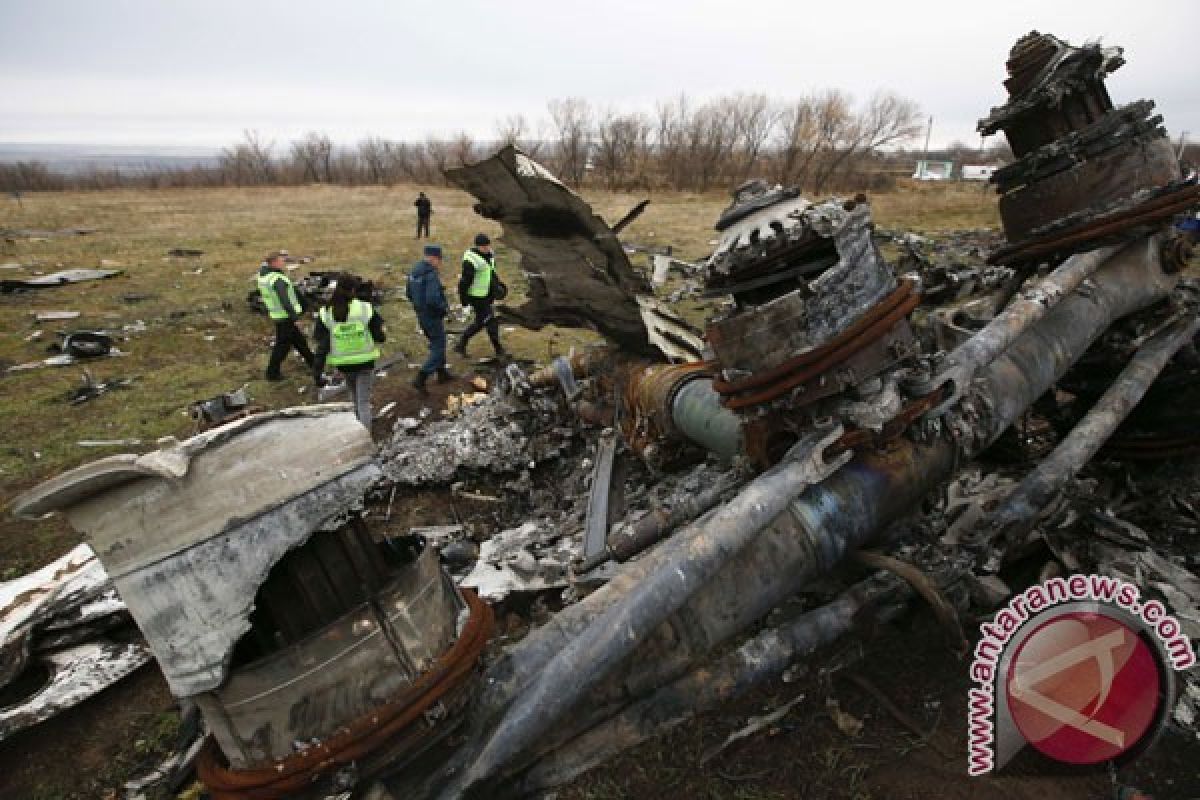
[930,243,1121,411]
[669,377,742,458]
[513,572,914,794]
[977,308,1200,570]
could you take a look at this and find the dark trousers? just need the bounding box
[459,297,503,353]
[267,319,315,378]
[418,312,447,375]
[416,215,431,238]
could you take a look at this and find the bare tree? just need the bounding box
[810,91,922,192]
[496,114,548,159]
[289,131,334,183]
[654,95,692,190]
[220,130,275,185]
[548,97,593,186]
[593,108,652,189]
[448,131,478,168]
[726,93,777,184]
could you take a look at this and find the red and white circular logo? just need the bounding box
[1005,611,1162,764]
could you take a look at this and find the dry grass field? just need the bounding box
[0,179,999,798]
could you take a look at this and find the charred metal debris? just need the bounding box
[5,30,1200,800]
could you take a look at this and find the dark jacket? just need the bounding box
[312,306,386,376]
[457,247,496,304]
[258,264,303,320]
[406,259,448,317]
[414,195,432,218]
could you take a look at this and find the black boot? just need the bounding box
[436,367,455,384]
[411,371,429,394]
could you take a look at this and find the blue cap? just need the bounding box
[423,244,443,258]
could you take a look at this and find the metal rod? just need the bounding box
[513,572,914,795]
[606,470,742,564]
[930,243,1121,411]
[977,307,1200,570]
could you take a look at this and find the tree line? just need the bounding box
[1,90,1017,194]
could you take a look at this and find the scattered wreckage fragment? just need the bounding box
[0,543,142,742]
[0,268,122,293]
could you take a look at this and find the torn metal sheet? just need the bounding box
[13,406,380,698]
[461,522,575,602]
[0,543,117,690]
[0,268,122,293]
[445,146,658,355]
[0,640,151,742]
[636,296,705,362]
[6,349,126,372]
[581,434,619,569]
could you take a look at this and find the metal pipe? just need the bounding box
[606,471,742,563]
[422,235,1171,799]
[512,572,914,795]
[447,426,850,794]
[976,308,1200,570]
[930,243,1121,411]
[669,377,743,459]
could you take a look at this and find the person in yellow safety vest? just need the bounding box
[313,275,386,429]
[454,233,507,358]
[257,250,315,381]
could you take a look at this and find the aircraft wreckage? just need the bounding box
[5,30,1200,799]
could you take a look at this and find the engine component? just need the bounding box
[981,31,1199,265]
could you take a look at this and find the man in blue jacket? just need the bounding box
[406,244,453,392]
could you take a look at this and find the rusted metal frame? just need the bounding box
[974,309,1200,571]
[926,242,1123,414]
[197,589,493,800]
[717,290,920,410]
[712,279,915,395]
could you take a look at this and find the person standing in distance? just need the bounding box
[313,275,385,429]
[406,244,454,393]
[256,250,315,381]
[454,233,507,359]
[414,191,432,239]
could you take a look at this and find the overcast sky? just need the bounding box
[1,0,1197,150]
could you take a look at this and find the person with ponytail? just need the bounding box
[313,274,386,429]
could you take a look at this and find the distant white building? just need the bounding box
[912,160,954,181]
[961,165,999,181]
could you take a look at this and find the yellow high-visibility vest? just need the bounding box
[319,299,380,366]
[463,249,494,299]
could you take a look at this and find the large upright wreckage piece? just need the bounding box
[7,29,1199,800]
[13,408,493,799]
[981,30,1199,265]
